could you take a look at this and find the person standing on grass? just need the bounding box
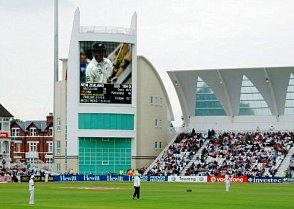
[29,175,35,204]
[225,173,231,192]
[133,171,141,200]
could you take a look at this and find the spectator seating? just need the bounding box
[185,131,294,177]
[146,130,206,176]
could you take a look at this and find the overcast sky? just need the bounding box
[1,0,294,126]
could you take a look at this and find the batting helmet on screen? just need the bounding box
[92,42,106,52]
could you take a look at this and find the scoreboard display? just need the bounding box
[79,41,132,104]
[80,83,132,104]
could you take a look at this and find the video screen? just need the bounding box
[80,41,132,104]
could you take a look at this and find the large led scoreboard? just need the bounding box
[79,41,132,104]
[80,83,132,104]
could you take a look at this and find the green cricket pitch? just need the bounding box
[1,181,294,209]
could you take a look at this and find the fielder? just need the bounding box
[29,175,35,204]
[225,174,231,192]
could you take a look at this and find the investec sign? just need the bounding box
[208,176,248,183]
[248,177,283,183]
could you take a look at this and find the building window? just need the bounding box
[155,141,157,148]
[48,142,53,153]
[46,157,53,164]
[30,128,37,136]
[239,75,271,115]
[12,128,20,137]
[49,127,53,136]
[151,96,163,106]
[29,142,38,152]
[0,118,10,132]
[195,77,227,116]
[56,163,60,172]
[154,97,158,105]
[159,142,162,149]
[28,158,38,165]
[155,119,162,127]
[56,140,61,154]
[285,73,294,114]
[57,118,61,131]
[14,143,21,152]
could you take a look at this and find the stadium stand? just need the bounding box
[146,130,206,176]
[184,131,294,177]
[144,129,294,177]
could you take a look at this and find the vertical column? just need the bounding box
[7,140,10,161]
[4,141,7,159]
[0,141,2,157]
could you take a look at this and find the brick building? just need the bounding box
[10,114,53,167]
[0,104,13,162]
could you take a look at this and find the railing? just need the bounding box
[275,145,294,177]
[181,139,210,175]
[13,152,24,158]
[25,152,39,158]
[80,26,135,35]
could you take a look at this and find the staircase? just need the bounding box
[275,146,294,177]
[181,139,209,175]
[143,133,180,175]
[143,127,191,175]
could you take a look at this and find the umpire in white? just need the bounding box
[225,174,231,192]
[133,171,141,200]
[29,175,35,204]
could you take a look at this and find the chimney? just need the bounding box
[47,113,53,126]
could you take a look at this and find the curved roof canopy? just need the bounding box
[168,66,294,119]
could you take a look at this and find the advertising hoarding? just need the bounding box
[247,177,283,183]
[20,176,54,182]
[208,176,248,183]
[168,176,207,182]
[0,176,11,182]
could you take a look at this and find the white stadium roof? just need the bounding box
[168,66,294,131]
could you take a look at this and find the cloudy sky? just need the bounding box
[1,0,294,126]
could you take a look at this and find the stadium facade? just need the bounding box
[54,9,294,175]
[168,67,294,131]
[54,9,174,174]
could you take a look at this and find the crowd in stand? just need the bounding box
[185,131,294,177]
[146,130,205,176]
[143,129,294,177]
[1,166,26,182]
[0,164,50,182]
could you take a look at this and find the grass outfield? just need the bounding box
[1,181,294,209]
